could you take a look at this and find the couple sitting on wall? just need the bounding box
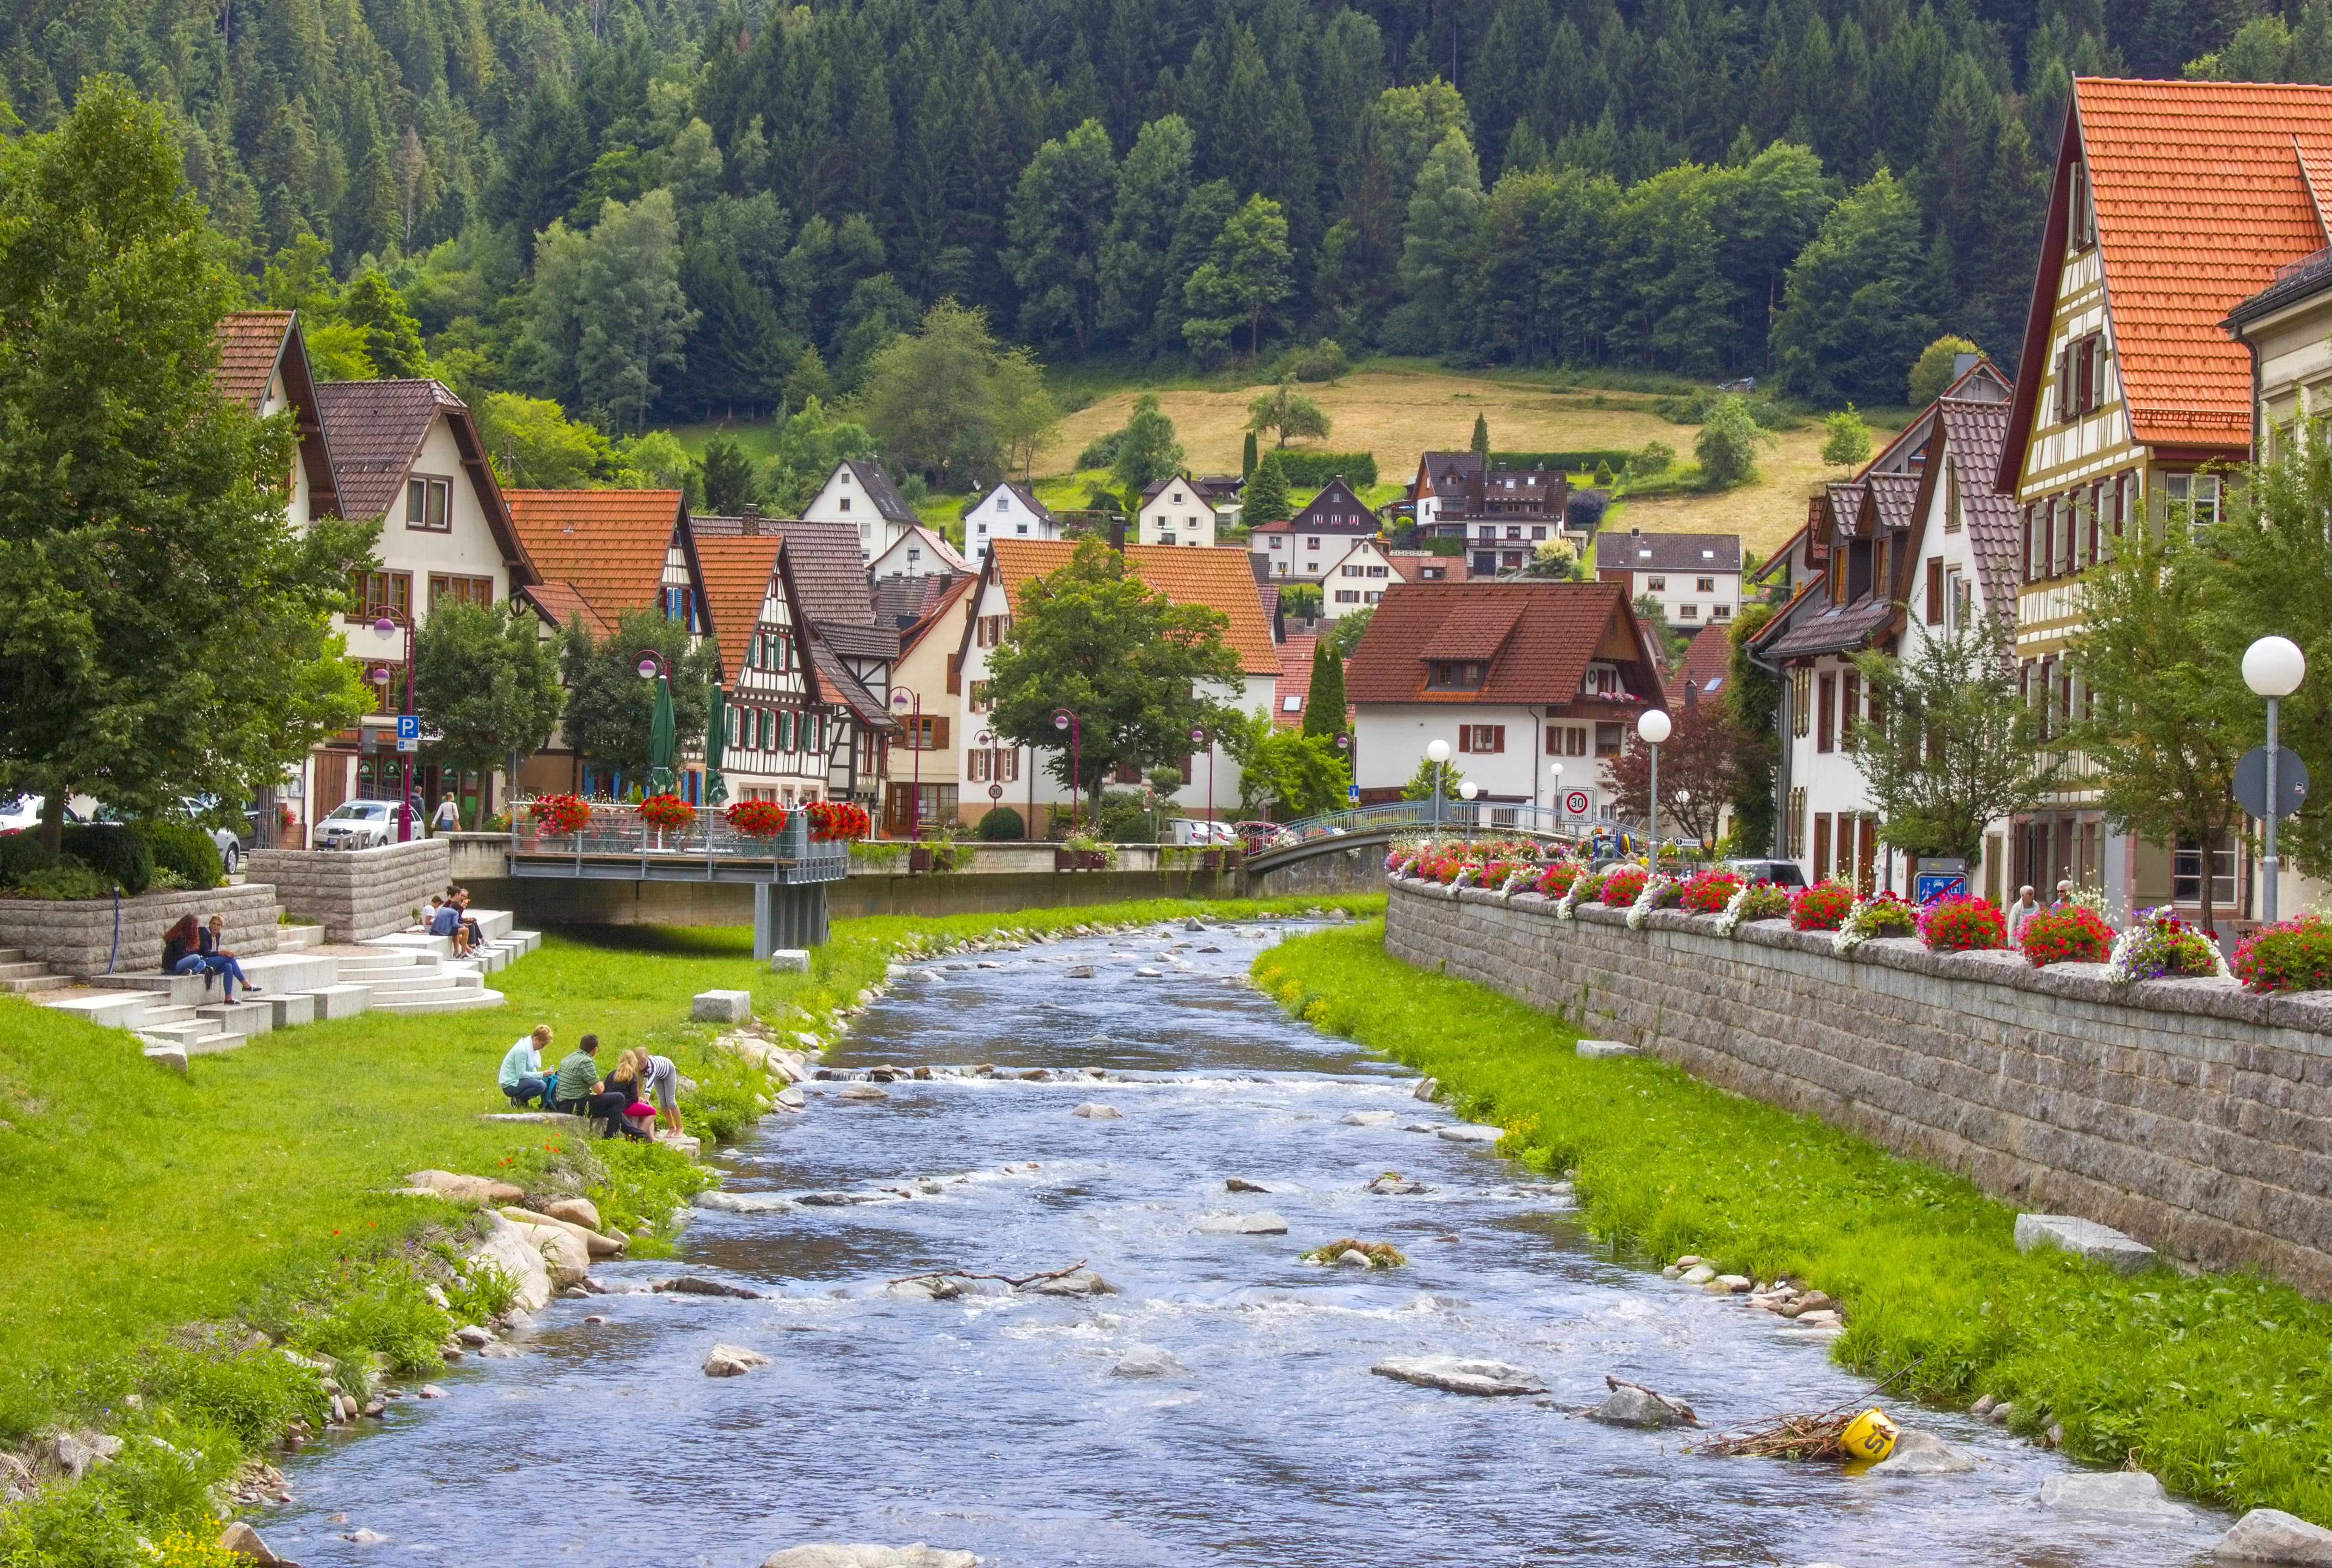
[160,915,261,1003]
[499,1024,683,1143]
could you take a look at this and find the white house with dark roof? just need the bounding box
[1409,450,1484,530]
[869,523,968,582]
[1321,536,1396,619]
[1249,476,1380,579]
[963,480,1058,563]
[1592,530,1743,629]
[1135,474,1236,548]
[800,459,921,564]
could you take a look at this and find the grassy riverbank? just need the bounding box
[1255,922,2332,1526]
[0,893,1379,1565]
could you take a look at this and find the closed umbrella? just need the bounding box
[702,686,730,806]
[646,674,676,796]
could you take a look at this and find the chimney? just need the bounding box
[1109,516,1127,553]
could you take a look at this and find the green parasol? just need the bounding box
[646,674,676,796]
[702,686,730,806]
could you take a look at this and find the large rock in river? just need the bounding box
[466,1212,553,1311]
[1371,1357,1547,1396]
[761,1547,976,1568]
[1587,1381,1695,1427]
[2039,1470,2189,1520]
[2216,1509,2332,1564]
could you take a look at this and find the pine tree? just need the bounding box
[1244,450,1293,521]
[1470,411,1489,459]
[1242,429,1258,478]
[1304,639,1346,738]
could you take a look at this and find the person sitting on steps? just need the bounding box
[550,1034,648,1140]
[500,1024,554,1108]
[428,889,471,958]
[201,913,261,998]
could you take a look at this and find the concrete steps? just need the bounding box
[277,923,325,950]
[0,947,71,997]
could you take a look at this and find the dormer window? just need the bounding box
[1426,661,1486,690]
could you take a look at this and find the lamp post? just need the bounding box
[891,686,923,839]
[373,614,416,842]
[2244,635,2307,925]
[1638,709,1672,859]
[1190,724,1215,827]
[1426,738,1451,842]
[1675,789,1692,857]
[1458,778,1479,831]
[1050,707,1082,836]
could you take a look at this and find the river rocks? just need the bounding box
[657,1276,765,1299]
[1438,1124,1503,1143]
[218,1521,288,1562]
[1197,1211,1289,1235]
[887,1275,970,1301]
[1587,1379,1696,1427]
[499,1206,622,1259]
[2216,1509,2332,1563]
[39,1431,123,1481]
[1872,1429,1976,1475]
[1712,1274,1753,1294]
[342,1527,391,1544]
[467,1213,554,1311]
[1413,1077,1439,1100]
[1225,1177,1269,1192]
[1071,1103,1122,1119]
[1781,1290,1833,1317]
[760,1544,976,1568]
[1340,1110,1398,1126]
[694,1191,798,1214]
[544,1196,602,1230]
[1066,965,1096,979]
[1025,1269,1115,1296]
[840,1084,891,1102]
[1372,1357,1549,1396]
[454,1324,495,1348]
[1112,1344,1190,1378]
[1366,1173,1429,1194]
[1135,967,1162,978]
[798,1191,885,1207]
[408,1170,526,1206]
[2039,1470,2189,1520]
[704,1343,772,1378]
[417,1385,447,1399]
[1681,1265,1716,1285]
[1335,1249,1374,1268]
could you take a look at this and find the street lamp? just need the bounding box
[1676,789,1692,854]
[1426,738,1451,841]
[1050,707,1082,835]
[2244,635,2307,925]
[374,614,416,843]
[1190,724,1215,827]
[1638,708,1672,858]
[891,686,923,839]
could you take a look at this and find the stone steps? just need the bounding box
[277,923,325,950]
[371,985,505,1015]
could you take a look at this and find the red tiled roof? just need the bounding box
[1386,551,1470,583]
[214,311,292,409]
[1935,396,2025,618]
[696,534,786,682]
[1346,581,1656,707]
[899,572,976,656]
[988,539,1279,675]
[505,489,682,622]
[1417,600,1524,662]
[1275,634,1318,729]
[1666,623,1732,707]
[2005,79,2332,482]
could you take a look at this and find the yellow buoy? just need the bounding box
[1841,1407,1899,1463]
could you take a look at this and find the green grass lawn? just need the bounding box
[1256,922,2332,1526]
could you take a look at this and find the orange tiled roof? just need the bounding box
[522,581,608,639]
[696,534,786,682]
[1275,634,1318,729]
[1346,580,1656,707]
[214,310,291,409]
[989,539,1279,676]
[505,490,683,622]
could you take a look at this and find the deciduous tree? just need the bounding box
[528,188,697,431]
[557,607,718,787]
[1006,119,1117,355]
[1183,195,1294,361]
[1107,393,1185,493]
[1608,700,1742,848]
[413,604,565,825]
[1245,380,1331,448]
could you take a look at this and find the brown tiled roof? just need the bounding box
[1667,623,1733,707]
[809,639,900,733]
[1593,532,1743,572]
[987,539,1279,676]
[875,572,965,631]
[1346,581,1656,706]
[1414,451,1483,500]
[815,622,902,662]
[696,534,786,682]
[1867,473,1921,533]
[1756,597,1896,660]
[505,489,682,621]
[1386,551,1470,583]
[315,379,467,521]
[1289,478,1380,533]
[1418,600,1524,662]
[770,518,876,628]
[841,460,920,525]
[899,573,976,656]
[1276,634,1318,729]
[1139,472,1238,504]
[521,581,608,638]
[215,311,292,409]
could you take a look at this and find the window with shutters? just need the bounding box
[904,715,949,751]
[779,710,795,752]
[1840,672,1860,751]
[1786,787,1807,857]
[968,748,988,782]
[1816,672,1837,753]
[968,680,991,713]
[976,615,1008,648]
[1457,724,1505,753]
[1790,667,1811,737]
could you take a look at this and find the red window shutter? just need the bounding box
[1545,726,1561,755]
[1490,725,1506,753]
[1925,557,1942,624]
[1457,729,1473,753]
[945,653,962,695]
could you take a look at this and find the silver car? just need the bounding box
[317,799,396,850]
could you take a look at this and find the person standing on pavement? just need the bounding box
[431,796,460,835]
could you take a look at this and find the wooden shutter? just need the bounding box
[1489,725,1506,753]
[1926,557,1943,624]
[1816,673,1835,752]
[1841,673,1860,751]
[931,717,950,750]
[1812,814,1832,882]
[945,653,961,695]
[1457,728,1473,753]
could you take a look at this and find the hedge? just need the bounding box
[1269,451,1377,487]
[1487,449,1634,473]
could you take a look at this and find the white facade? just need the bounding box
[1321,538,1395,618]
[963,483,1058,562]
[870,524,968,582]
[801,461,918,564]
[1136,478,1219,549]
[1351,704,1624,821]
[722,569,829,805]
[881,584,972,831]
[1609,559,1740,627]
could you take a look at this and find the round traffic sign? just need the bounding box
[1564,790,1590,816]
[988,784,1004,800]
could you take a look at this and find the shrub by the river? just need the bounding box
[1253,922,2332,1526]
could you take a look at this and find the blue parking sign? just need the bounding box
[396,715,420,741]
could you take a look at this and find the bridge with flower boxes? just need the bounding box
[504,796,855,953]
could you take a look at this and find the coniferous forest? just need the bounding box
[3,0,2314,427]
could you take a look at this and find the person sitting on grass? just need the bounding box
[550,1034,648,1141]
[500,1024,554,1108]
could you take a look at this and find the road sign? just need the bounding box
[396,715,420,741]
[1347,784,1359,803]
[395,738,418,753]
[2235,745,2309,820]
[1911,855,1967,905]
[988,784,1004,800]
[1563,789,1591,817]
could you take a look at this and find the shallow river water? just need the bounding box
[267,920,2230,1567]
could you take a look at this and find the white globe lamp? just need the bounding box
[2245,635,2307,923]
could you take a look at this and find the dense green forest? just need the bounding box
[1,0,2311,437]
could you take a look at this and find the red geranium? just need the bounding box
[1535,862,1581,897]
[1600,865,1649,905]
[2019,905,2112,967]
[639,793,696,831]
[2232,914,2332,993]
[1791,881,1854,931]
[1919,894,2007,953]
[529,794,590,836]
[803,799,871,841]
[724,800,790,839]
[1679,868,1744,914]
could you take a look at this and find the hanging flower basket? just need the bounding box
[724,800,790,839]
[529,794,591,837]
[803,800,871,841]
[639,793,697,832]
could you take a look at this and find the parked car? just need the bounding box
[316,799,398,850]
[0,795,40,833]
[1169,816,1240,847]
[1721,857,1807,888]
[180,795,246,876]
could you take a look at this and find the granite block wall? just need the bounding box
[1385,878,2332,1298]
[248,840,452,943]
[0,883,281,977]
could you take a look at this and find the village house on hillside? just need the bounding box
[962,480,1060,563]
[1998,77,2332,925]
[1592,529,1745,630]
[1344,581,1663,823]
[1249,477,1379,579]
[696,533,835,809]
[869,522,968,582]
[1404,451,1573,573]
[798,459,920,564]
[1135,473,1238,548]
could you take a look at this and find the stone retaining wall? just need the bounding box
[1384,877,2332,1298]
[248,839,452,943]
[0,883,281,977]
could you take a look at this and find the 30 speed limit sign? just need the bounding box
[1563,790,1591,817]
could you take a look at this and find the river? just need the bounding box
[264,918,2229,1566]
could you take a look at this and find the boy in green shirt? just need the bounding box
[499,1024,552,1107]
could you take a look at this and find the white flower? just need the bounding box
[1714,881,1754,937]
